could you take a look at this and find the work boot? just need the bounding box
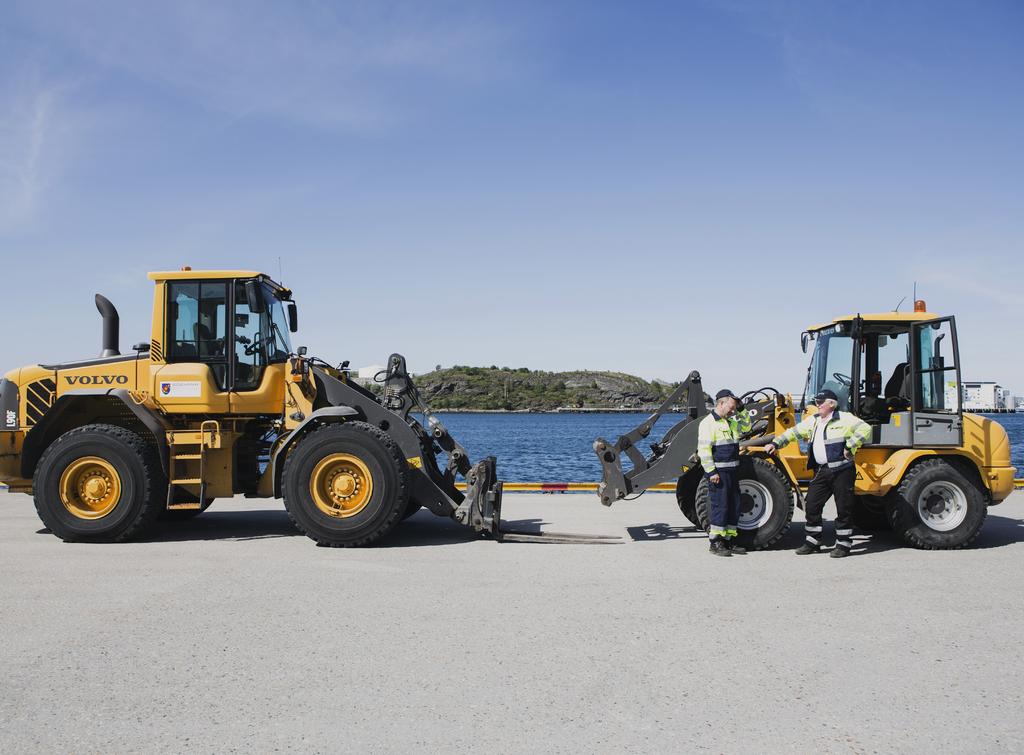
[709,539,732,557]
[726,540,747,555]
[830,545,851,558]
[794,543,820,555]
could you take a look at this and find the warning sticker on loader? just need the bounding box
[159,381,202,398]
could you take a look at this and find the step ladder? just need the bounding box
[166,420,221,510]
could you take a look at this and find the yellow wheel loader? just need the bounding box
[0,269,611,546]
[594,301,1017,550]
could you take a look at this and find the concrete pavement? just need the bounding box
[1,491,1022,753]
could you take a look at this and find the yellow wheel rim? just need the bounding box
[309,453,374,518]
[59,456,122,520]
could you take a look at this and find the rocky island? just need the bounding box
[365,365,693,412]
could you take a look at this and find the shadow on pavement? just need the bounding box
[626,522,704,541]
[495,517,546,534]
[963,513,1024,549]
[42,505,1024,551]
[144,508,494,547]
[144,509,303,542]
[770,513,1024,555]
[377,511,481,547]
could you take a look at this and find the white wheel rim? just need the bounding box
[917,480,968,531]
[738,480,774,530]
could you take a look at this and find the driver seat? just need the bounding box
[885,363,909,398]
[194,323,224,358]
[883,363,912,413]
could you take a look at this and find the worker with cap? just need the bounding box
[696,388,752,557]
[765,389,872,557]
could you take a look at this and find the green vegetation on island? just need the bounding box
[366,365,688,412]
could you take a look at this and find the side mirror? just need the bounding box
[296,345,308,356]
[287,301,298,332]
[245,280,265,314]
[800,331,810,353]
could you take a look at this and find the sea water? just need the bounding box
[437,411,1024,482]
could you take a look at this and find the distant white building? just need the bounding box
[957,382,1015,412]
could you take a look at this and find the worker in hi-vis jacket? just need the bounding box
[696,389,752,557]
[766,389,872,558]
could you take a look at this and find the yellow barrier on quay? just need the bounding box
[1,480,1021,493]
[459,479,1024,493]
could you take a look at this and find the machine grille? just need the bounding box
[24,378,56,426]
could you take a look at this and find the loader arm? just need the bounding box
[379,353,473,481]
[593,371,707,504]
[593,374,779,505]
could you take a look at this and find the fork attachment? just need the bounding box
[454,456,503,537]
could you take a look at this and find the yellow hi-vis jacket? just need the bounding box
[697,409,752,476]
[771,410,872,472]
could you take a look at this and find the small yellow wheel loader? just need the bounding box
[595,302,1017,549]
[0,269,610,546]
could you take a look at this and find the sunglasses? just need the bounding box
[814,398,828,405]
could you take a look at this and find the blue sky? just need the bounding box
[1,0,1021,393]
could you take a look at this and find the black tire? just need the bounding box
[694,457,795,550]
[887,458,987,549]
[675,470,701,527]
[401,498,422,520]
[850,495,890,532]
[282,421,408,547]
[33,423,166,542]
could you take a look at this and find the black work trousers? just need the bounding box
[803,464,855,550]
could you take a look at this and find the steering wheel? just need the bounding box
[236,334,263,356]
[244,335,265,356]
[832,372,852,387]
[740,387,781,404]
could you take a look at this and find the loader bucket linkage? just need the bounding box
[370,355,619,544]
[594,370,707,505]
[593,373,785,507]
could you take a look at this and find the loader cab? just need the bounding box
[148,270,297,414]
[801,302,963,447]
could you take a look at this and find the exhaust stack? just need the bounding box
[95,294,120,357]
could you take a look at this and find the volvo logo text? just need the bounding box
[64,375,130,386]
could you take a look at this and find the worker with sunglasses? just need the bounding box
[765,389,872,557]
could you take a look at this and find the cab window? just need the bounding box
[265,285,293,361]
[233,282,266,391]
[875,332,910,399]
[167,281,228,389]
[804,327,855,410]
[915,320,958,412]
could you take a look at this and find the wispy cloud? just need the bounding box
[0,1,525,231]
[0,70,72,231]
[10,0,524,130]
[916,265,1022,316]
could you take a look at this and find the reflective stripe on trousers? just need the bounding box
[804,524,822,546]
